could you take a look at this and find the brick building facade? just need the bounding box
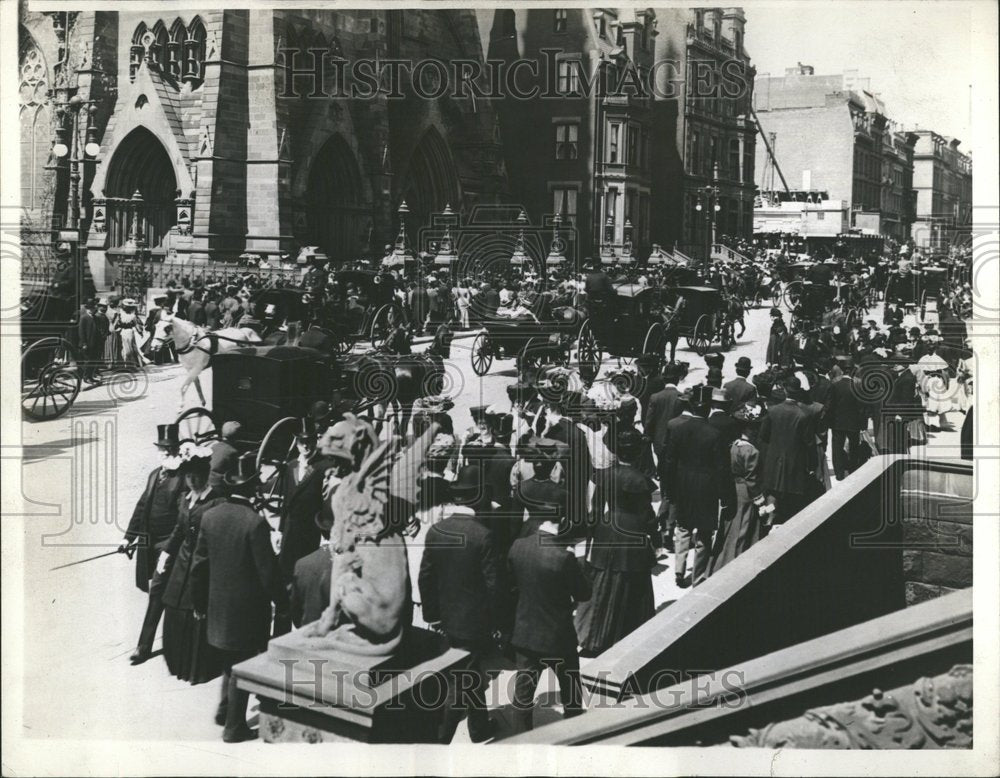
[753,65,918,242]
[910,130,973,249]
[19,9,506,290]
[653,7,757,258]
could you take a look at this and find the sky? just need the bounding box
[744,1,976,151]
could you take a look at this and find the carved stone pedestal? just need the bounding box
[233,626,469,744]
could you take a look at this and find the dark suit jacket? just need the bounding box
[826,376,865,431]
[161,488,227,610]
[279,455,341,579]
[512,477,567,537]
[708,410,741,446]
[188,300,207,327]
[204,300,220,329]
[759,400,812,495]
[664,416,729,532]
[291,547,331,628]
[507,533,591,656]
[585,271,614,298]
[644,385,683,453]
[78,309,98,354]
[723,376,757,412]
[125,467,184,591]
[190,497,285,652]
[418,512,500,643]
[544,417,592,526]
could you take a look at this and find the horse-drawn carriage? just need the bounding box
[580,283,674,367]
[665,285,734,357]
[326,269,404,350]
[470,297,591,377]
[919,265,950,321]
[773,261,818,308]
[20,290,84,421]
[175,345,352,513]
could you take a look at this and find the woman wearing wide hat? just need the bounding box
[708,402,767,576]
[116,298,147,368]
[574,428,656,657]
[160,447,227,684]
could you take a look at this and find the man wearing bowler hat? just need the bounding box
[191,452,286,743]
[418,465,501,743]
[724,357,758,412]
[123,423,185,664]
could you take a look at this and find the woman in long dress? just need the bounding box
[116,299,147,368]
[574,429,656,657]
[709,403,765,575]
[159,451,226,684]
[103,297,122,368]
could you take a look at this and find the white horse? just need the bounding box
[163,314,261,407]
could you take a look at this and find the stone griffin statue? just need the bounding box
[304,415,437,658]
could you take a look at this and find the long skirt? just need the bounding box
[574,564,654,656]
[104,331,122,368]
[119,329,145,369]
[162,605,223,685]
[708,482,763,576]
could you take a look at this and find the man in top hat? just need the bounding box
[759,376,814,526]
[209,422,242,489]
[705,351,725,373]
[418,464,502,743]
[664,385,730,588]
[724,356,758,413]
[123,423,185,664]
[191,452,286,743]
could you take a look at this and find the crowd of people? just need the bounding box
[115,236,974,744]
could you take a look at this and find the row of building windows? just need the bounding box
[130,19,207,86]
[686,130,751,183]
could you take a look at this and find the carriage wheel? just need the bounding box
[312,325,352,356]
[255,416,299,517]
[471,332,493,376]
[918,290,928,323]
[642,322,666,366]
[786,281,803,308]
[176,407,219,445]
[691,315,712,356]
[21,338,81,421]
[369,304,395,349]
[575,319,601,378]
[518,337,545,373]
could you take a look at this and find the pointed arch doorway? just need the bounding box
[103,127,177,253]
[306,135,371,261]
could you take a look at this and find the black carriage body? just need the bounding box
[253,288,308,327]
[589,284,668,358]
[20,291,86,421]
[211,346,340,445]
[667,285,723,336]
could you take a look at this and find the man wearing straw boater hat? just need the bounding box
[123,423,184,665]
[191,452,286,743]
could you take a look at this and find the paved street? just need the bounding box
[14,300,963,744]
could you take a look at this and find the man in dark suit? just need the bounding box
[664,386,730,587]
[188,289,207,327]
[203,290,221,330]
[418,466,501,743]
[507,518,591,734]
[723,356,758,412]
[77,298,101,384]
[512,439,568,539]
[123,424,185,664]
[290,544,330,628]
[540,395,592,536]
[191,453,286,743]
[584,258,614,300]
[759,376,814,525]
[644,362,685,546]
[825,361,866,480]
